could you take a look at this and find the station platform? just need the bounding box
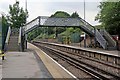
[69,43,120,57]
[2,43,75,79]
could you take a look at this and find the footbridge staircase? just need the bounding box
[4,27,24,51]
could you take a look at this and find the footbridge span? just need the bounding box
[22,16,116,50]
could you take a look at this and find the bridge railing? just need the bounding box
[40,16,49,26]
[79,18,94,31]
[23,17,39,32]
[95,29,107,49]
[4,26,11,51]
[23,16,95,34]
[18,27,22,51]
[40,17,81,27]
[78,18,108,49]
[101,29,116,48]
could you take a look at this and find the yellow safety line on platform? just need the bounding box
[0,50,5,57]
[0,54,5,57]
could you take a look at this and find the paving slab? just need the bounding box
[2,51,52,78]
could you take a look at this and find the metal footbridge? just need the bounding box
[5,16,117,51]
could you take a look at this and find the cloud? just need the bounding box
[0,0,101,25]
[0,0,26,14]
[40,2,100,25]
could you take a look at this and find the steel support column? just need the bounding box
[25,34,27,49]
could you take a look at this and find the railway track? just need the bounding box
[33,42,120,80]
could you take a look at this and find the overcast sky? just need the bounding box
[0,0,104,26]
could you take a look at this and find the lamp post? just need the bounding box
[83,0,86,48]
[84,0,85,20]
[24,0,28,49]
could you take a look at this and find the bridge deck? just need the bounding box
[2,43,74,79]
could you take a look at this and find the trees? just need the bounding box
[1,15,9,50]
[71,12,80,18]
[51,11,70,18]
[50,11,71,37]
[95,1,120,36]
[51,11,80,18]
[7,1,28,28]
[51,11,81,34]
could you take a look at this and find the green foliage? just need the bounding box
[50,11,71,38]
[7,1,28,28]
[2,15,9,50]
[51,11,70,18]
[49,34,55,39]
[55,27,66,34]
[60,27,81,36]
[94,25,104,29]
[50,11,81,38]
[95,1,120,35]
[2,16,8,28]
[27,27,42,41]
[71,12,80,18]
[59,27,81,43]
[48,27,54,34]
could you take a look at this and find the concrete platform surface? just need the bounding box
[28,43,75,78]
[2,51,52,78]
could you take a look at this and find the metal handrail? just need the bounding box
[23,17,39,32]
[5,26,11,44]
[18,27,22,51]
[18,27,22,44]
[23,16,96,34]
[80,19,93,30]
[95,29,107,49]
[103,29,116,47]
